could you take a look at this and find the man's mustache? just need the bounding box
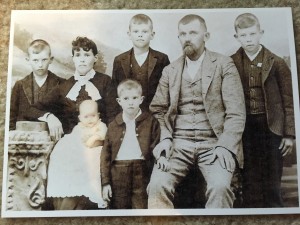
[183,42,193,48]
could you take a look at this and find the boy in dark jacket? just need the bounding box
[231,13,295,208]
[10,39,64,130]
[101,79,160,209]
[112,14,170,111]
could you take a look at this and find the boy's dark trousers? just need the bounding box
[110,160,149,209]
[242,114,283,208]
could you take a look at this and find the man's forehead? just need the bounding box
[178,20,205,31]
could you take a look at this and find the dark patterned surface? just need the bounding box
[1,0,300,224]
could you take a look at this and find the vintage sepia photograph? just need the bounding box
[1,8,300,217]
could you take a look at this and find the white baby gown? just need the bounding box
[47,121,107,208]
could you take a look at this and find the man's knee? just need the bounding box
[206,179,232,196]
[148,171,174,195]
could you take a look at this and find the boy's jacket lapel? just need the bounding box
[22,73,34,105]
[120,51,131,78]
[261,48,275,84]
[148,50,157,79]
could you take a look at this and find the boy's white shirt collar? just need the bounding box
[134,50,149,66]
[122,109,142,123]
[245,45,262,61]
[66,69,102,101]
[185,50,206,80]
[33,73,48,87]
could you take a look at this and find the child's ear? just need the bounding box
[140,96,145,103]
[49,56,54,63]
[151,31,155,40]
[234,34,238,39]
[260,29,264,35]
[116,98,121,105]
[127,30,132,40]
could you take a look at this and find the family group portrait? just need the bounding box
[2,8,300,217]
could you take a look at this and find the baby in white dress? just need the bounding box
[47,100,107,210]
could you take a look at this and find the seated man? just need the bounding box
[147,14,246,209]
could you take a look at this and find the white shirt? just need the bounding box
[134,51,149,67]
[185,51,206,80]
[115,110,144,160]
[245,45,262,61]
[33,73,48,87]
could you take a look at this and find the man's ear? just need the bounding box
[234,34,238,39]
[204,32,210,42]
[260,29,264,35]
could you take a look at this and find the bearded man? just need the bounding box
[147,14,246,208]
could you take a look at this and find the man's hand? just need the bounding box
[279,137,294,157]
[102,184,112,202]
[152,139,173,160]
[46,114,64,141]
[208,147,235,173]
[156,156,171,172]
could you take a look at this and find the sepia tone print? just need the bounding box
[2,8,300,217]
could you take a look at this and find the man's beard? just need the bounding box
[183,43,196,58]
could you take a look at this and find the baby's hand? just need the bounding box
[86,137,96,148]
[86,135,103,148]
[156,156,171,172]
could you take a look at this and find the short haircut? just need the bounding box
[178,14,207,31]
[72,36,98,56]
[129,14,153,30]
[234,13,260,32]
[79,100,98,113]
[117,79,143,97]
[27,39,51,56]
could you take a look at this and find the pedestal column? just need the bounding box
[7,121,54,211]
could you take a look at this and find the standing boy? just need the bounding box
[112,14,170,111]
[10,39,64,130]
[101,79,160,209]
[231,13,295,208]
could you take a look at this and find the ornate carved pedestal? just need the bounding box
[7,121,54,211]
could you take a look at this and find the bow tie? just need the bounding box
[66,71,102,101]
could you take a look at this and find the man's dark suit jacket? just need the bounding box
[112,48,170,110]
[231,46,295,137]
[10,71,64,130]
